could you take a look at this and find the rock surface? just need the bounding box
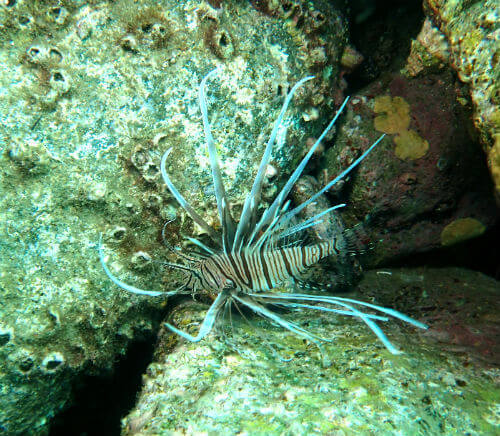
[0,0,350,433]
[122,267,500,435]
[324,71,498,267]
[1,1,498,434]
[422,0,500,199]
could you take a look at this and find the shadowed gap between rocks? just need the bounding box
[345,0,425,93]
[49,335,157,436]
[385,222,500,280]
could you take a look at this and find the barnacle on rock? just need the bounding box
[49,70,70,93]
[119,34,139,53]
[41,352,65,373]
[143,192,163,211]
[6,138,52,174]
[404,18,449,77]
[130,144,150,169]
[46,6,69,26]
[21,42,71,108]
[130,143,163,184]
[307,9,327,32]
[14,349,35,374]
[108,226,128,242]
[130,251,153,270]
[141,161,161,183]
[25,44,64,69]
[18,356,34,373]
[0,326,13,347]
[340,45,364,71]
[117,6,174,52]
[202,18,236,60]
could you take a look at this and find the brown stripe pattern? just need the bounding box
[197,240,337,292]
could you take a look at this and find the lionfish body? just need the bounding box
[195,241,337,294]
[100,68,427,360]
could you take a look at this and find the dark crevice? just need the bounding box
[342,0,425,93]
[49,334,157,436]
[331,1,499,278]
[383,222,500,280]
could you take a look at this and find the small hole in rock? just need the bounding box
[46,358,62,371]
[0,332,11,346]
[50,7,61,17]
[49,48,63,62]
[28,47,40,57]
[219,32,228,46]
[19,357,34,372]
[52,72,65,82]
[111,228,126,240]
[18,15,31,25]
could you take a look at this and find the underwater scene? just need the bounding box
[0,0,499,435]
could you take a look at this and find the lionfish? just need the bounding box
[99,69,427,361]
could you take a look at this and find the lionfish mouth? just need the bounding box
[99,68,428,364]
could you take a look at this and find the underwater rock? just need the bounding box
[122,267,500,435]
[422,0,500,201]
[404,17,450,78]
[323,71,498,267]
[0,0,351,433]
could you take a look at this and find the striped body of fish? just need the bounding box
[198,241,337,293]
[100,68,428,363]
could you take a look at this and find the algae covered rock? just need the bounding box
[422,0,500,200]
[323,71,498,266]
[0,0,351,433]
[122,267,500,435]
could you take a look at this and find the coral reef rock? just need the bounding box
[122,267,500,435]
[422,0,500,200]
[324,71,498,267]
[0,0,350,433]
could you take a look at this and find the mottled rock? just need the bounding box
[324,71,498,266]
[422,0,500,199]
[122,267,500,435]
[404,17,450,78]
[0,0,351,433]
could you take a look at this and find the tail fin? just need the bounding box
[342,223,379,257]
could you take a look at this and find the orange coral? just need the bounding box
[374,95,410,134]
[394,130,429,160]
[440,218,486,246]
[374,95,429,160]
